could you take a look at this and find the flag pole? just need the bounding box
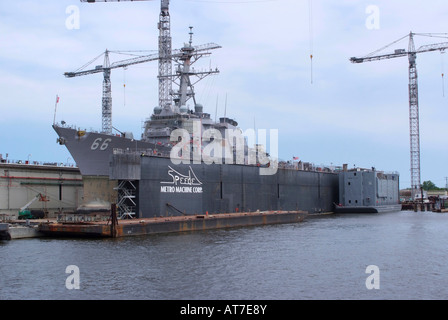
[53,95,59,125]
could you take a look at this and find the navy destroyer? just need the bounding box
[53,1,398,219]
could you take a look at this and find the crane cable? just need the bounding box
[441,50,445,97]
[123,67,127,108]
[309,0,314,84]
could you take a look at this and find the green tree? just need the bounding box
[422,180,438,190]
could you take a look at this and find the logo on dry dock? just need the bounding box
[160,166,203,194]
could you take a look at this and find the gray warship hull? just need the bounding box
[53,124,169,176]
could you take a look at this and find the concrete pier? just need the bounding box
[401,201,435,212]
[0,222,44,240]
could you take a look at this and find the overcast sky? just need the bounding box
[1,0,448,188]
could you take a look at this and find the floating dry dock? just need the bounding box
[38,210,307,238]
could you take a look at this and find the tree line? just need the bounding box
[421,180,447,191]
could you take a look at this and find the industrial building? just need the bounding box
[0,159,83,220]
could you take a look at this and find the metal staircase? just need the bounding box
[115,180,137,219]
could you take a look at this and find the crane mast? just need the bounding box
[407,34,421,200]
[158,0,172,112]
[351,32,448,200]
[102,50,112,134]
[64,50,160,135]
[81,0,173,112]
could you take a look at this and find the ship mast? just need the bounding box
[177,27,195,110]
[170,27,220,112]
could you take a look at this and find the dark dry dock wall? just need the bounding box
[136,157,339,218]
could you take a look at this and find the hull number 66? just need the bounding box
[91,138,112,151]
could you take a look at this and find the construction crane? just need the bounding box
[75,0,220,131]
[65,50,160,135]
[81,0,173,115]
[350,32,448,200]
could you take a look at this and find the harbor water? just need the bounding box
[1,210,448,300]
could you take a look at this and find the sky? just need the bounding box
[1,0,448,189]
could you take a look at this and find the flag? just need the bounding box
[56,95,60,104]
[293,156,299,160]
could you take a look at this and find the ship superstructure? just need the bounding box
[55,2,238,176]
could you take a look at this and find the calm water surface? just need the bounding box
[1,210,448,300]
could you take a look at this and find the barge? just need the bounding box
[38,209,307,238]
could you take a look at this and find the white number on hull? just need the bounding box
[91,138,112,151]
